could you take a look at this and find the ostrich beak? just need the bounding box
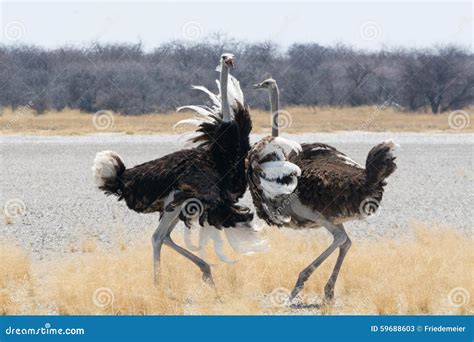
[253,82,264,89]
[225,58,235,69]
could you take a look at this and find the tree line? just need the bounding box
[0,39,472,115]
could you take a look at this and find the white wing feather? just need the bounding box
[273,137,302,155]
[191,85,221,107]
[223,224,269,255]
[259,178,298,199]
[260,160,302,180]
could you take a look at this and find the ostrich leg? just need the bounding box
[288,199,349,301]
[152,207,180,285]
[164,236,215,286]
[324,224,351,300]
[289,224,348,301]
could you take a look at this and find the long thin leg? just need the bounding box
[152,208,180,285]
[197,225,213,262]
[289,224,347,300]
[324,224,351,300]
[164,235,215,286]
[210,229,236,264]
[183,225,200,252]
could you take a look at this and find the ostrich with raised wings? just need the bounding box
[248,78,397,301]
[92,53,257,286]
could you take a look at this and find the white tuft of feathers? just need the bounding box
[383,139,400,150]
[175,70,245,133]
[253,137,302,200]
[259,178,298,199]
[273,137,302,154]
[92,150,123,188]
[260,160,301,180]
[182,220,268,262]
[258,137,302,160]
[223,223,270,255]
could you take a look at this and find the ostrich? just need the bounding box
[248,78,397,302]
[92,53,256,285]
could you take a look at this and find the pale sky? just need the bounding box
[0,0,472,51]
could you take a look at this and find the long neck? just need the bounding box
[220,63,231,122]
[270,85,279,137]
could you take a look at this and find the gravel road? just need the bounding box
[1,132,473,258]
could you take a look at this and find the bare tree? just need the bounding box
[0,41,472,115]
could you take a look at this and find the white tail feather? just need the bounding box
[92,150,123,188]
[383,139,400,150]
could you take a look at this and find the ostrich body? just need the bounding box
[92,54,254,285]
[248,78,397,301]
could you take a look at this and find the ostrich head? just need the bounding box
[220,53,235,69]
[253,78,277,90]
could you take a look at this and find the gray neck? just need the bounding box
[220,63,231,122]
[270,85,279,137]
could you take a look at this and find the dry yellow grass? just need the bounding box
[0,241,33,314]
[1,106,472,135]
[1,224,472,315]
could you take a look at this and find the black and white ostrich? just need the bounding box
[92,53,256,285]
[248,78,398,301]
